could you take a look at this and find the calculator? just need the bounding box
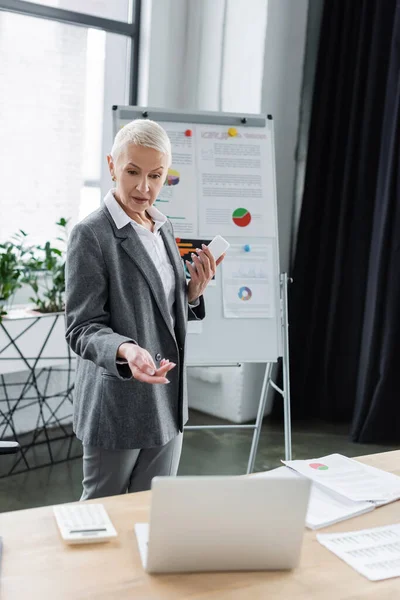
[53,503,118,545]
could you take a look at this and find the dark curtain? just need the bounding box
[277,0,400,443]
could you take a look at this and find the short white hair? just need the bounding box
[111,119,172,165]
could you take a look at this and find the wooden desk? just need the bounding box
[1,450,399,599]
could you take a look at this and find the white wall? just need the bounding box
[261,0,309,272]
[146,0,190,109]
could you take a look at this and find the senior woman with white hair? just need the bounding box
[65,119,224,499]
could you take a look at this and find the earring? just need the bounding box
[112,176,116,181]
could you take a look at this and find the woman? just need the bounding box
[65,119,223,499]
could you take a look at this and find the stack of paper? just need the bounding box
[317,524,400,581]
[306,484,375,530]
[253,466,375,530]
[254,454,400,530]
[283,454,400,504]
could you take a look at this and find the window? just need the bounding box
[22,0,132,22]
[0,1,139,243]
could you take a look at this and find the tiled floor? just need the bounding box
[0,410,397,513]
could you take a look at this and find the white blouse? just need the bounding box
[104,189,176,329]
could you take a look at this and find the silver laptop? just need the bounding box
[134,475,311,573]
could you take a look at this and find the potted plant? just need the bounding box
[22,218,69,314]
[0,231,28,322]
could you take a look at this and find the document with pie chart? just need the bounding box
[155,121,198,236]
[221,245,275,319]
[283,454,400,503]
[196,124,276,238]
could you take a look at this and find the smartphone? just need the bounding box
[207,235,230,260]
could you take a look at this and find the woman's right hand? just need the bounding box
[118,343,176,384]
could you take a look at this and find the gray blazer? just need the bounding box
[65,203,205,450]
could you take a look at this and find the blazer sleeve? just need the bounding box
[65,222,135,379]
[167,218,206,322]
[188,295,205,321]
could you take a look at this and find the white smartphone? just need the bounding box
[207,235,230,260]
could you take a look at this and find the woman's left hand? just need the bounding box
[186,244,225,304]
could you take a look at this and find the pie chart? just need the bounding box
[232,208,251,227]
[238,286,252,301]
[309,463,329,471]
[165,169,180,186]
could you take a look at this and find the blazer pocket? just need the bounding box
[102,372,122,380]
[100,374,144,426]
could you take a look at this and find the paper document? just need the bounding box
[196,125,276,238]
[317,524,400,581]
[222,245,275,319]
[307,484,374,530]
[253,467,375,530]
[134,523,149,569]
[283,454,400,503]
[176,238,215,285]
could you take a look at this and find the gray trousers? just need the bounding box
[80,433,183,500]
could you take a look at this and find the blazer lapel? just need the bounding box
[122,231,178,341]
[102,206,177,341]
[160,226,187,346]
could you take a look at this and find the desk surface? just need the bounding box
[1,450,399,599]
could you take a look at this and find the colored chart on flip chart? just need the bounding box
[222,244,275,319]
